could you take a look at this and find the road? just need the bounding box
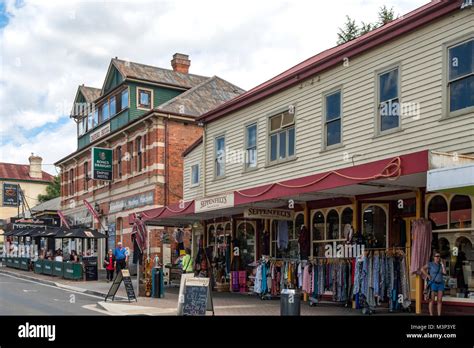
[0,273,106,315]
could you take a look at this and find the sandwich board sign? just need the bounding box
[105,269,137,302]
[91,147,113,181]
[177,276,214,316]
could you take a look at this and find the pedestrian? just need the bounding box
[114,242,128,275]
[421,250,446,316]
[70,250,78,263]
[181,248,193,274]
[173,228,185,258]
[104,249,116,282]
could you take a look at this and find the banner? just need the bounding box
[244,207,294,221]
[91,147,113,181]
[2,183,19,206]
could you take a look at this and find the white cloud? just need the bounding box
[0,0,429,172]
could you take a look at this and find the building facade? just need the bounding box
[134,1,474,312]
[0,155,54,251]
[55,53,244,267]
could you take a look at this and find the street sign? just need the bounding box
[91,147,113,181]
[105,269,137,302]
[2,183,19,206]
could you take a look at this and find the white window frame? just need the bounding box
[322,87,343,150]
[244,122,258,171]
[374,64,402,136]
[136,87,153,110]
[267,107,296,165]
[214,135,226,179]
[190,163,200,187]
[443,36,474,118]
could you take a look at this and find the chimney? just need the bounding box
[171,53,190,74]
[28,153,43,179]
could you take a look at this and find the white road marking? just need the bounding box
[0,272,104,300]
[82,304,113,315]
[23,289,38,293]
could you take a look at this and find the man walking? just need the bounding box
[114,242,128,275]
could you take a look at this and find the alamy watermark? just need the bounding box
[324,242,365,258]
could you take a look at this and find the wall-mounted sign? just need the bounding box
[195,193,234,213]
[2,183,19,206]
[244,208,294,221]
[109,192,154,213]
[91,147,113,181]
[90,123,111,142]
[65,209,92,228]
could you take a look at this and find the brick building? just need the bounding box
[55,53,244,266]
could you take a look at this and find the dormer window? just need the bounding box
[137,87,153,110]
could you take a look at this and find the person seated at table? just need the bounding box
[55,251,63,262]
[70,250,78,263]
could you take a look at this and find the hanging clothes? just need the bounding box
[298,225,310,260]
[410,218,432,275]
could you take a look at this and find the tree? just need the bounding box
[377,5,396,26]
[337,16,359,45]
[37,175,60,203]
[337,6,398,45]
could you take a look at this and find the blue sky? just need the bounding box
[0,0,428,174]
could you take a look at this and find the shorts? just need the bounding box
[430,282,445,292]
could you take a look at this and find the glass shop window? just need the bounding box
[363,205,387,248]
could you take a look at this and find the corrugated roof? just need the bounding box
[111,58,210,89]
[79,85,101,102]
[31,197,61,212]
[0,163,54,182]
[157,76,245,117]
[198,0,462,123]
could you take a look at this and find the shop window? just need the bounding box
[312,211,325,257]
[362,205,387,248]
[450,195,472,229]
[341,207,353,226]
[428,195,448,230]
[245,123,257,169]
[326,209,340,240]
[215,136,225,177]
[269,110,295,163]
[324,90,342,147]
[295,213,305,233]
[378,67,400,132]
[236,222,255,268]
[448,39,474,113]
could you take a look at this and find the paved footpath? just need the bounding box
[0,266,416,316]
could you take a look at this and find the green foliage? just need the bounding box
[37,175,60,203]
[337,5,397,45]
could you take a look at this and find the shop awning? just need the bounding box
[427,163,474,195]
[131,150,430,226]
[55,227,106,239]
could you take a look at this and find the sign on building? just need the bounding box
[2,183,19,206]
[244,207,295,221]
[91,147,113,181]
[195,193,234,213]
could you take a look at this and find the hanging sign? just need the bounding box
[244,207,294,221]
[91,147,113,181]
[195,193,234,213]
[3,183,19,206]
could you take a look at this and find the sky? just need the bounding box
[0,0,428,175]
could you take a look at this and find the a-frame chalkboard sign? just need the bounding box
[105,269,137,302]
[177,276,214,316]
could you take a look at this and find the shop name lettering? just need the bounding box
[247,208,292,218]
[18,322,55,341]
[200,197,227,209]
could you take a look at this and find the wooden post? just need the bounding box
[303,204,309,302]
[415,189,423,315]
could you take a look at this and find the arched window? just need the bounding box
[312,211,325,241]
[363,205,387,248]
[450,195,472,229]
[428,195,448,230]
[341,207,353,226]
[295,213,305,232]
[326,209,340,240]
